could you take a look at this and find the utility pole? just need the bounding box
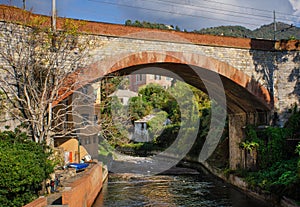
[22,0,26,10]
[51,0,56,32]
[273,10,277,41]
[49,0,56,147]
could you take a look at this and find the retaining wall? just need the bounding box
[62,163,103,207]
[23,196,47,207]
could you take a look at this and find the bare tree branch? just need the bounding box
[0,12,98,144]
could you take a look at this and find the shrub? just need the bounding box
[246,126,287,169]
[296,142,300,175]
[245,158,300,200]
[0,129,54,207]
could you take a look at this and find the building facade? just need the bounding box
[128,74,173,92]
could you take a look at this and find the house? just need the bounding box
[52,84,99,160]
[128,74,173,92]
[132,114,156,142]
[108,89,138,105]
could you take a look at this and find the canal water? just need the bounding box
[93,165,271,207]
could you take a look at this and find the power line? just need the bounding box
[194,0,300,21]
[195,0,272,13]
[88,0,263,27]
[88,0,299,27]
[154,0,299,23]
[142,0,272,21]
[195,0,298,17]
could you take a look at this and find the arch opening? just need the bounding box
[55,51,273,171]
[111,62,271,116]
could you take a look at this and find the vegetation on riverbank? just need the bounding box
[227,106,300,202]
[0,129,55,207]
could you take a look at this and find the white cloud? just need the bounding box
[288,0,300,25]
[289,0,300,11]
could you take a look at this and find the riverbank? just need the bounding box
[180,159,299,207]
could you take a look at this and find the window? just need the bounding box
[136,74,143,82]
[82,114,89,126]
[94,115,98,124]
[85,137,90,145]
[154,75,161,80]
[82,87,88,94]
[93,89,98,101]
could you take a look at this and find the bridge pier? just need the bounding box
[228,112,270,170]
[228,113,247,170]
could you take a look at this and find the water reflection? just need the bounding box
[93,168,271,207]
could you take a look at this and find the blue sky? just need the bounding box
[1,0,299,31]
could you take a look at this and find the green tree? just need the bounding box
[138,83,170,109]
[284,104,300,138]
[245,126,287,169]
[0,129,54,207]
[147,111,168,139]
[128,96,152,121]
[125,19,132,26]
[98,77,133,145]
[123,20,176,30]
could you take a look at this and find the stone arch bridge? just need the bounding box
[72,21,300,169]
[1,8,300,169]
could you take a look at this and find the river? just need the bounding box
[92,163,271,207]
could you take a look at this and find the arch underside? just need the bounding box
[60,51,271,116]
[109,62,271,115]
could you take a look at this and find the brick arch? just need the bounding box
[101,51,271,111]
[57,51,272,113]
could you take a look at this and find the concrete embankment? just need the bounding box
[200,161,279,206]
[183,160,299,207]
[24,162,108,207]
[61,163,106,207]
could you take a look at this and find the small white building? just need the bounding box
[132,114,156,142]
[108,89,138,105]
